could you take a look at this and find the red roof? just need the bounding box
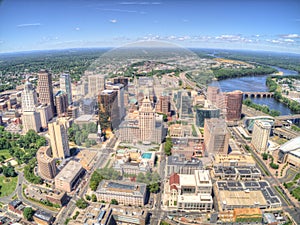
[169,173,180,186]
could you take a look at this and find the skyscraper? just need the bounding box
[22,78,38,111]
[48,120,70,159]
[180,91,192,119]
[21,77,42,132]
[88,74,105,97]
[204,118,229,154]
[225,90,243,121]
[207,86,220,106]
[98,90,119,132]
[37,70,55,118]
[251,120,271,153]
[106,83,125,120]
[55,91,68,117]
[157,94,171,115]
[195,107,220,127]
[139,96,155,142]
[60,73,72,105]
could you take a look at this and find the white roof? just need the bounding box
[280,136,300,153]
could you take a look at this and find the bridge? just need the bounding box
[276,114,300,120]
[243,92,274,98]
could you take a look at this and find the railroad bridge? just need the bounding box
[243,92,274,98]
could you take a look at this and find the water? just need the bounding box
[210,67,298,115]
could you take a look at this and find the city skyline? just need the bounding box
[0,0,300,53]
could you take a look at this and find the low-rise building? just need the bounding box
[55,160,84,192]
[166,154,203,176]
[95,180,147,206]
[214,180,281,211]
[8,200,25,215]
[213,153,256,167]
[212,166,261,180]
[166,170,213,211]
[278,136,300,168]
[33,210,54,225]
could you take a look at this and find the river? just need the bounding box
[210,67,298,115]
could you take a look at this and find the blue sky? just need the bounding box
[0,0,300,53]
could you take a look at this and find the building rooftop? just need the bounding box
[97,180,147,196]
[280,136,300,153]
[74,114,94,122]
[167,155,203,167]
[33,210,53,222]
[55,160,83,183]
[9,199,21,208]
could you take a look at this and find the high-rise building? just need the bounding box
[113,77,129,91]
[67,105,79,119]
[60,73,72,105]
[48,120,70,159]
[195,107,220,127]
[157,94,170,115]
[207,86,220,106]
[204,118,229,154]
[22,111,42,132]
[55,91,68,117]
[251,120,271,153]
[88,75,105,97]
[22,78,38,111]
[225,90,243,121]
[98,90,119,132]
[106,83,125,120]
[21,78,42,132]
[37,70,55,118]
[36,104,51,128]
[180,91,192,119]
[139,96,155,142]
[37,146,57,180]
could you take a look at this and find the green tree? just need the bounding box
[85,194,91,201]
[91,194,97,202]
[76,198,88,209]
[110,199,118,205]
[23,207,34,221]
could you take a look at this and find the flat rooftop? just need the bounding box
[55,160,83,183]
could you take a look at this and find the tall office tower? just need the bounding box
[37,70,55,118]
[88,74,105,97]
[37,146,57,180]
[21,78,42,132]
[157,94,171,115]
[22,78,38,111]
[180,91,192,119]
[204,118,229,154]
[98,90,119,132]
[251,120,271,153]
[22,111,42,132]
[60,73,72,105]
[36,104,51,128]
[225,90,243,121]
[139,96,155,142]
[195,106,220,127]
[48,120,70,159]
[55,91,69,117]
[207,86,220,106]
[106,83,125,120]
[113,77,129,91]
[67,106,79,119]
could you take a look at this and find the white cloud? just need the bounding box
[283,39,295,43]
[17,23,41,27]
[75,27,80,31]
[109,19,118,23]
[282,34,300,38]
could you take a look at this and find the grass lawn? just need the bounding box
[291,187,300,201]
[0,175,18,197]
[0,150,12,160]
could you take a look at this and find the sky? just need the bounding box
[0,0,300,54]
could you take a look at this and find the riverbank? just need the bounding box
[266,76,300,114]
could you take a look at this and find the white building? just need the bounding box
[251,120,271,153]
[88,74,105,97]
[167,170,213,211]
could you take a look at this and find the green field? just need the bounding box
[0,150,12,160]
[291,187,300,201]
[0,175,18,197]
